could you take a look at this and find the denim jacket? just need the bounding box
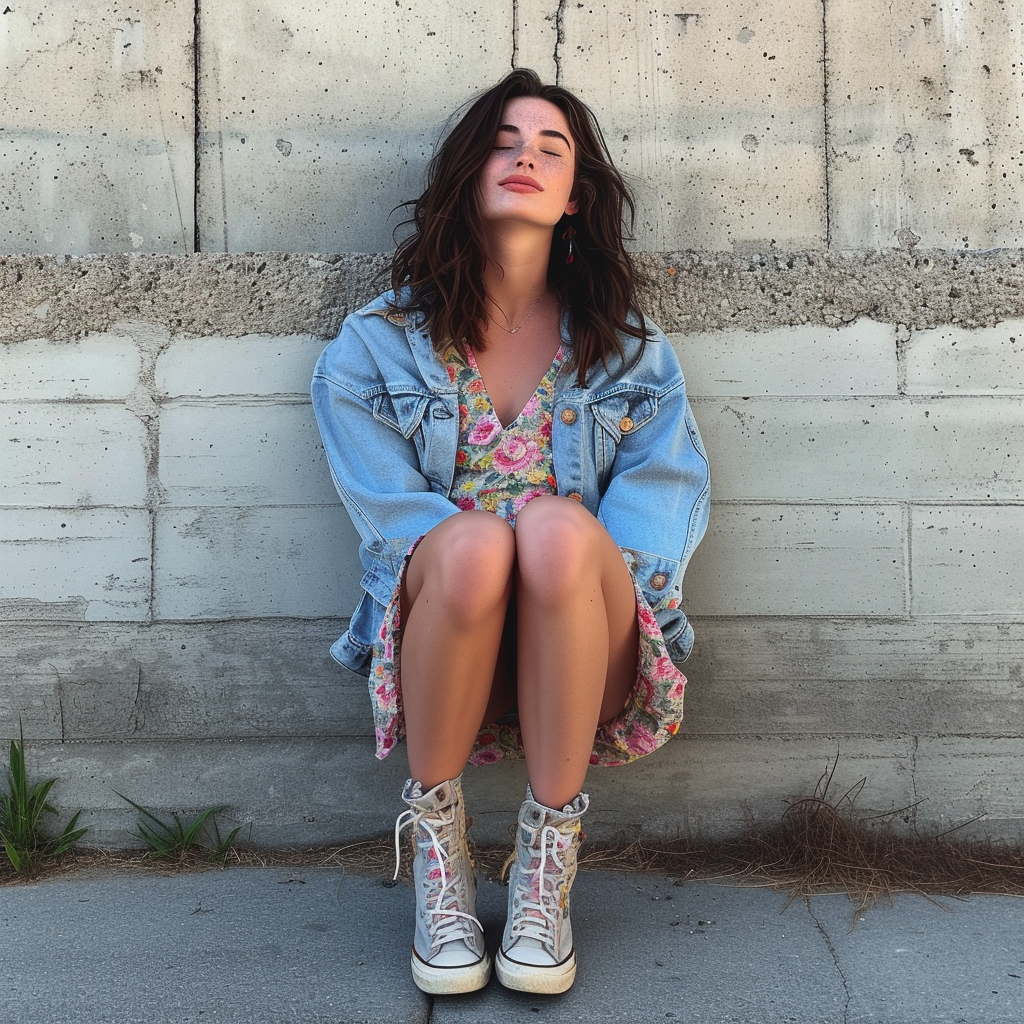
[311,291,710,673]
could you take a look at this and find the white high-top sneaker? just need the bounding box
[394,776,491,994]
[496,786,589,994]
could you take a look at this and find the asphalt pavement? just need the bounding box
[1,865,1021,1023]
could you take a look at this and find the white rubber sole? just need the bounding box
[495,946,577,994]
[411,950,492,995]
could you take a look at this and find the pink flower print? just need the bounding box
[493,435,543,474]
[467,412,502,446]
[472,749,501,764]
[655,656,681,682]
[628,722,659,755]
[456,496,477,511]
[636,601,658,631]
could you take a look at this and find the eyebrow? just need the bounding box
[496,123,572,151]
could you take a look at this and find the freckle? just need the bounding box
[667,267,676,275]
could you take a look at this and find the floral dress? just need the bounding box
[367,345,687,768]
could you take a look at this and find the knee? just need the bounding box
[515,496,600,598]
[419,512,515,615]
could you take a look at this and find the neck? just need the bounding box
[481,225,553,324]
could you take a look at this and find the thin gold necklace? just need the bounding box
[487,290,546,335]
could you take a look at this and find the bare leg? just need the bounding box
[513,496,639,809]
[400,511,516,789]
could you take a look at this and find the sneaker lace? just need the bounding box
[508,824,568,949]
[394,807,483,950]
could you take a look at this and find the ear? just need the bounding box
[564,195,579,216]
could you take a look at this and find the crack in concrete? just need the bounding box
[909,733,921,830]
[806,899,852,1024]
[132,666,144,735]
[56,676,66,742]
[510,0,518,71]
[553,0,566,85]
[117,322,172,624]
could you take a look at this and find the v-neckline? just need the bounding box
[466,345,563,430]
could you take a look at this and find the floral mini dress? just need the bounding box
[367,345,687,768]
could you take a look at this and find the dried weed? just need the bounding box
[5,766,1023,911]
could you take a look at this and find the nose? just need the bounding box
[515,153,535,169]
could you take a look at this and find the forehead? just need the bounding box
[498,97,573,146]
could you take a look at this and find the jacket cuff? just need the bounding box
[359,536,420,606]
[618,546,683,613]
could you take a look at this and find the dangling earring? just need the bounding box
[562,222,577,265]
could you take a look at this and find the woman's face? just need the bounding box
[477,96,579,231]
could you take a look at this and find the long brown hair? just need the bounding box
[390,68,648,384]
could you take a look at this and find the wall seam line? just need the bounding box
[904,501,913,619]
[193,0,201,255]
[822,0,831,250]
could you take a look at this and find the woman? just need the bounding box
[312,68,710,996]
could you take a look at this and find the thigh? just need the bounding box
[399,511,521,726]
[482,586,519,726]
[514,496,639,719]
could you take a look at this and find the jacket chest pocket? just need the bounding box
[371,387,455,490]
[372,389,431,439]
[591,392,658,479]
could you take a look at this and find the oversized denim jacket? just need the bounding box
[311,291,711,674]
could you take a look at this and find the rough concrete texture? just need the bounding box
[0,253,389,342]
[0,0,195,254]
[6,250,1024,343]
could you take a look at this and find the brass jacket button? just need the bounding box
[619,415,634,433]
[567,492,583,502]
[649,572,669,591]
[560,408,577,425]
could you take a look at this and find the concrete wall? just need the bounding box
[2,2,1023,846]
[7,1,1024,254]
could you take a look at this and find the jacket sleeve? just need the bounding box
[595,341,710,658]
[310,314,460,605]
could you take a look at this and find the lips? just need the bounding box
[499,174,543,192]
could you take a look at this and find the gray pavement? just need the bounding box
[1,866,1021,1024]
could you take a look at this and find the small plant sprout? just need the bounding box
[116,794,242,862]
[0,724,88,873]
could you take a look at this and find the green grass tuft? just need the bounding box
[116,793,241,862]
[0,724,88,872]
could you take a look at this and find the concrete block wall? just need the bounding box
[3,252,1022,847]
[2,1,1023,846]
